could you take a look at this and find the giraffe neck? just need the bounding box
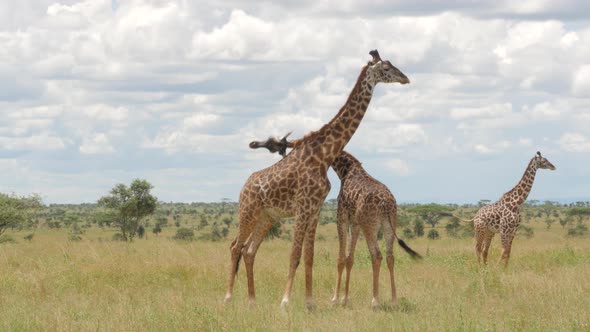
[305,66,375,168]
[503,158,538,208]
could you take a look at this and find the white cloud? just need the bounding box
[450,103,512,120]
[79,133,115,154]
[0,135,66,151]
[572,64,590,97]
[559,132,590,152]
[384,158,412,176]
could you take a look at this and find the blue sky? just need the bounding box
[0,0,589,204]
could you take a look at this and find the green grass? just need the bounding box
[1,225,589,331]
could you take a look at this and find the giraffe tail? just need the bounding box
[387,210,422,260]
[439,211,474,223]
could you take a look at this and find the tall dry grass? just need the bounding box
[1,225,589,331]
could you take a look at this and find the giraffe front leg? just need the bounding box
[280,216,309,309]
[303,212,321,311]
[332,208,348,305]
[482,231,495,265]
[342,223,360,306]
[497,231,515,269]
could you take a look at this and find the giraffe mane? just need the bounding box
[289,65,370,150]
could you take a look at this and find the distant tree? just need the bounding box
[559,217,571,229]
[198,215,208,230]
[543,218,556,229]
[402,227,415,239]
[98,179,157,242]
[517,224,534,238]
[413,219,425,237]
[408,204,453,228]
[173,227,194,241]
[222,217,232,228]
[477,199,491,208]
[445,218,461,238]
[152,224,162,236]
[567,223,588,237]
[567,207,590,224]
[0,193,42,235]
[137,225,145,239]
[427,229,440,240]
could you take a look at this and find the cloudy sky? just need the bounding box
[1,0,589,204]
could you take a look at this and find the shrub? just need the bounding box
[173,228,194,241]
[402,228,415,239]
[0,234,16,244]
[567,223,588,237]
[112,233,126,241]
[23,233,34,241]
[517,224,534,238]
[427,229,440,240]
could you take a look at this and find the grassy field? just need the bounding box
[1,224,589,331]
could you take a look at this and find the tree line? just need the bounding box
[1,180,589,243]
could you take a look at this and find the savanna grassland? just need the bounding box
[2,202,590,332]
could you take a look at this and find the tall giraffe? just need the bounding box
[449,152,555,267]
[250,136,421,308]
[225,50,410,309]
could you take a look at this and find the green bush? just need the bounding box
[517,224,535,238]
[567,223,588,237]
[0,234,16,244]
[173,228,194,241]
[427,229,440,240]
[402,227,415,239]
[112,233,126,241]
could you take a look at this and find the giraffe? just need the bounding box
[448,151,555,268]
[224,50,410,309]
[250,136,421,308]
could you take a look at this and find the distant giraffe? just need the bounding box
[448,152,556,267]
[224,50,410,309]
[250,136,421,308]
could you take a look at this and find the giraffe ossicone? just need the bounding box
[225,50,410,308]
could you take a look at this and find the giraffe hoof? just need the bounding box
[280,299,289,310]
[306,301,316,312]
[223,294,232,304]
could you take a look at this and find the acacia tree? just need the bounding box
[408,204,453,228]
[0,193,42,235]
[98,179,157,241]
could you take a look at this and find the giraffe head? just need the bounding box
[249,133,291,157]
[534,151,556,170]
[365,49,410,85]
[331,151,361,179]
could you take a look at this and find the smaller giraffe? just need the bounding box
[447,152,556,268]
[250,135,421,308]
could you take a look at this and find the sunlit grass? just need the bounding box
[1,225,589,331]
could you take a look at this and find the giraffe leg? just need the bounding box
[481,231,495,265]
[332,208,348,305]
[224,206,260,303]
[280,212,311,309]
[303,212,321,310]
[242,211,276,305]
[363,223,382,309]
[383,218,397,305]
[474,227,485,265]
[342,223,360,306]
[497,231,515,269]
